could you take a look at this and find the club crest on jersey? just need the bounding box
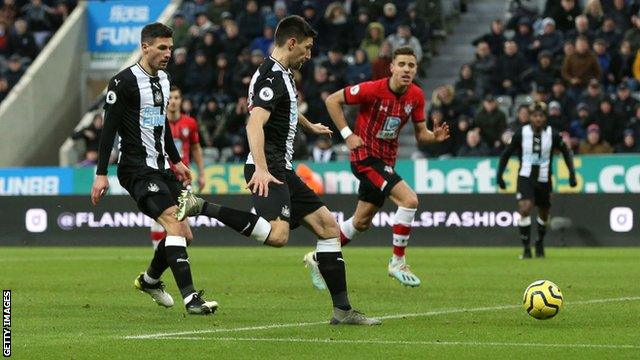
[182,128,189,137]
[106,90,117,104]
[259,87,274,101]
[404,104,413,115]
[148,183,159,193]
[384,165,394,174]
[350,85,360,95]
[281,205,290,218]
[154,92,163,104]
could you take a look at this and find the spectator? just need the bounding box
[454,64,479,116]
[320,2,350,53]
[607,0,630,33]
[593,38,614,88]
[219,20,247,59]
[212,53,234,103]
[321,47,348,88]
[579,123,613,153]
[49,1,69,31]
[431,85,461,124]
[236,0,263,40]
[513,17,534,61]
[167,47,188,91]
[360,22,385,64]
[195,30,223,64]
[386,23,423,63]
[9,18,37,60]
[495,40,528,96]
[225,137,248,163]
[593,98,624,144]
[566,15,594,44]
[188,12,214,39]
[457,128,490,157]
[451,115,471,153]
[584,0,605,31]
[405,3,429,47]
[595,16,622,51]
[72,113,103,166]
[180,97,195,117]
[548,101,570,131]
[378,2,401,38]
[472,19,505,56]
[474,94,507,150]
[231,48,257,100]
[551,0,581,33]
[20,0,54,46]
[510,104,530,131]
[224,97,249,143]
[624,104,640,137]
[549,79,575,121]
[182,0,207,23]
[171,12,190,48]
[346,48,371,85]
[265,0,288,29]
[471,41,496,97]
[205,0,231,26]
[569,102,592,145]
[0,0,18,28]
[530,18,564,58]
[351,9,371,51]
[612,40,635,87]
[301,1,321,30]
[0,22,9,57]
[613,82,638,119]
[532,84,550,104]
[420,109,452,157]
[303,66,336,129]
[561,35,601,98]
[371,40,392,79]
[579,78,605,114]
[198,97,226,149]
[4,54,23,89]
[311,136,336,162]
[184,50,214,106]
[526,50,558,91]
[624,15,640,53]
[249,25,274,56]
[615,129,639,152]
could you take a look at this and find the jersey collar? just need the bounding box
[136,62,159,79]
[269,56,291,74]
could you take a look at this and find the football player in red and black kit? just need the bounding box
[149,86,206,248]
[306,46,449,287]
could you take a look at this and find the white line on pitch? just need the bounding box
[123,296,640,340]
[154,336,640,350]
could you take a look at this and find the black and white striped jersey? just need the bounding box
[499,124,569,183]
[246,56,298,173]
[96,63,180,175]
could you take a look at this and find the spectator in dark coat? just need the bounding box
[530,18,564,58]
[615,129,640,153]
[457,128,490,157]
[592,97,625,145]
[320,2,351,53]
[377,2,402,39]
[495,40,528,96]
[613,82,638,119]
[595,16,622,52]
[249,25,274,56]
[236,0,263,40]
[526,50,558,91]
[606,0,630,33]
[550,0,581,33]
[548,101,570,132]
[405,2,429,46]
[371,40,392,80]
[513,17,535,62]
[474,95,507,150]
[623,14,640,53]
[565,15,594,44]
[9,18,38,60]
[167,48,188,91]
[472,19,506,56]
[549,79,575,120]
[321,47,349,88]
[454,64,479,116]
[183,50,214,106]
[579,78,606,114]
[346,49,371,85]
[4,54,24,90]
[471,41,496,97]
[219,20,247,59]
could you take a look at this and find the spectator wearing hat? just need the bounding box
[386,23,423,62]
[566,15,594,44]
[530,18,564,58]
[550,0,581,33]
[171,12,190,48]
[474,94,507,150]
[561,35,601,99]
[613,82,638,119]
[472,19,506,57]
[472,41,496,97]
[525,50,559,91]
[360,22,385,64]
[4,54,24,90]
[513,18,534,59]
[615,129,640,153]
[301,1,321,29]
[548,101,570,132]
[569,102,592,145]
[579,78,605,113]
[319,2,351,54]
[249,25,274,56]
[457,128,490,157]
[188,12,214,39]
[593,98,624,144]
[579,123,613,153]
[595,16,622,51]
[495,40,528,97]
[265,0,288,29]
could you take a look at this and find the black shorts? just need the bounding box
[117,167,184,219]
[351,157,403,208]
[516,176,552,207]
[244,164,324,229]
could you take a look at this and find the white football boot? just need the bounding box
[303,251,327,290]
[388,257,421,287]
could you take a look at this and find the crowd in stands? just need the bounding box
[421,0,640,159]
[0,0,76,102]
[74,0,443,166]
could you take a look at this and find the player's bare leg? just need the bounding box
[302,206,381,325]
[535,206,550,258]
[339,201,378,245]
[517,200,534,259]
[387,181,420,287]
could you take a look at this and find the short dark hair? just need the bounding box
[141,23,173,44]
[392,46,416,60]
[274,15,317,46]
[170,85,181,94]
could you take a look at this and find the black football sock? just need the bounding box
[202,202,271,240]
[536,217,547,245]
[146,238,168,280]
[316,240,351,311]
[518,216,532,249]
[164,236,196,299]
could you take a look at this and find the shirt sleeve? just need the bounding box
[412,94,426,123]
[96,76,126,175]
[250,75,286,112]
[164,118,181,164]
[344,80,376,105]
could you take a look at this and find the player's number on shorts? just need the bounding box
[376,116,401,139]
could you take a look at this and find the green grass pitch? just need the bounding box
[2,247,640,359]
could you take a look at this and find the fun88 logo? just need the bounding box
[141,107,165,127]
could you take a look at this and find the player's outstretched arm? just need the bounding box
[413,121,450,144]
[555,132,578,187]
[496,131,521,189]
[325,89,363,150]
[298,113,333,136]
[246,107,283,197]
